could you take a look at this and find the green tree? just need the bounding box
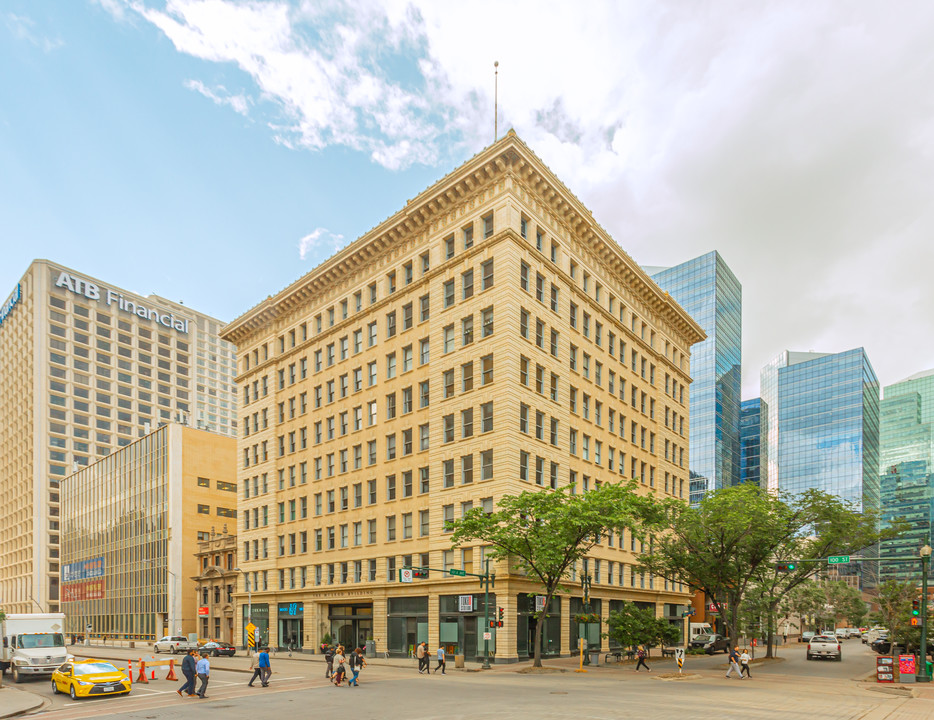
[824,581,867,628]
[451,482,662,667]
[605,601,680,651]
[780,580,826,632]
[639,485,889,654]
[876,580,919,652]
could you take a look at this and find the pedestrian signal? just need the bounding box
[911,617,920,626]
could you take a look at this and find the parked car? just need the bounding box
[799,631,817,643]
[870,635,891,654]
[690,633,731,654]
[847,628,862,639]
[201,641,236,657]
[863,627,887,645]
[51,660,131,700]
[153,636,198,654]
[834,628,849,640]
[807,635,842,661]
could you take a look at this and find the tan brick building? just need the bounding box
[193,530,238,643]
[59,424,237,639]
[0,260,238,615]
[222,132,704,661]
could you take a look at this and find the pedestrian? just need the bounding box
[416,641,426,673]
[635,644,650,672]
[325,645,335,678]
[178,648,197,697]
[740,648,752,678]
[195,651,211,698]
[332,647,346,686]
[348,647,365,686]
[259,646,271,686]
[433,645,446,674]
[726,646,743,679]
[247,649,263,687]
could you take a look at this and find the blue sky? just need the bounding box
[2,1,933,397]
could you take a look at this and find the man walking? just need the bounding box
[196,651,211,698]
[433,645,446,674]
[258,646,271,686]
[248,649,262,687]
[416,641,426,673]
[726,646,743,679]
[178,648,197,697]
[325,645,335,679]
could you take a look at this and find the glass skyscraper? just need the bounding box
[760,348,881,588]
[649,252,742,504]
[878,369,934,583]
[739,398,762,486]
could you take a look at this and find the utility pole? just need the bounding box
[920,545,931,682]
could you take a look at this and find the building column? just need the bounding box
[560,595,571,658]
[372,591,388,655]
[499,583,517,663]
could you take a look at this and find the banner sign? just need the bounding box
[62,557,105,583]
[62,578,106,602]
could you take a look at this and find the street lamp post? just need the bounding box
[581,573,592,665]
[919,545,932,683]
[234,568,252,653]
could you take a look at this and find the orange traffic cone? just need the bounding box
[150,669,156,680]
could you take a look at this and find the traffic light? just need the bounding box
[413,567,428,579]
[497,607,504,628]
[912,599,921,616]
[774,562,797,573]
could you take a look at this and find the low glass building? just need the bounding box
[60,424,237,640]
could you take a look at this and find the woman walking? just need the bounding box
[634,645,651,672]
[332,646,346,686]
[740,648,752,678]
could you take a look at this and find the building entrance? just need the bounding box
[328,604,372,651]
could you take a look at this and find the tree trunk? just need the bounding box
[765,600,778,659]
[532,589,555,668]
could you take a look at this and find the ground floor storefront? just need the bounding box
[237,579,691,662]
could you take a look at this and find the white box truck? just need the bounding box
[1,613,72,683]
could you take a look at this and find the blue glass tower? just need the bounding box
[878,369,934,582]
[761,348,881,588]
[739,398,762,486]
[649,252,742,504]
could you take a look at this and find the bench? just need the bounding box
[661,648,677,659]
[604,651,624,663]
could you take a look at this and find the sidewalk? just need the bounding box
[69,644,497,675]
[0,685,45,719]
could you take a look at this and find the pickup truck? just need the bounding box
[153,636,199,654]
[806,635,842,661]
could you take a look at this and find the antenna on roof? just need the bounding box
[494,61,499,142]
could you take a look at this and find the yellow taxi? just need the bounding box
[51,660,131,700]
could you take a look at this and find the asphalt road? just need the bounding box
[11,639,928,720]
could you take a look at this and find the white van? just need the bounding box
[0,613,72,683]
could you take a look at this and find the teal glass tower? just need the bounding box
[879,369,934,583]
[649,252,742,504]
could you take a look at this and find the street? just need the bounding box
[5,639,934,720]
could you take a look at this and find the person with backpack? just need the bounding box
[726,646,743,679]
[348,647,366,686]
[324,645,335,679]
[635,644,651,672]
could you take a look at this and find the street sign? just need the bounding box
[535,595,546,612]
[675,648,684,673]
[198,606,209,616]
[399,568,413,583]
[483,631,492,641]
[448,569,467,576]
[828,555,850,564]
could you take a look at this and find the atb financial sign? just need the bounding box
[54,270,190,334]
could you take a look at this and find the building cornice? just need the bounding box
[221,131,704,348]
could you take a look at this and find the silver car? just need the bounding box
[153,636,195,654]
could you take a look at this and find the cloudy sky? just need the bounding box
[2,0,932,398]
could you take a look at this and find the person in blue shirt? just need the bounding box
[258,647,271,687]
[195,652,211,698]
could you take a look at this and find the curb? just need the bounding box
[0,686,47,719]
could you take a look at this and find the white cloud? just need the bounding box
[298,228,346,261]
[184,79,250,115]
[5,13,63,52]
[110,0,934,392]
